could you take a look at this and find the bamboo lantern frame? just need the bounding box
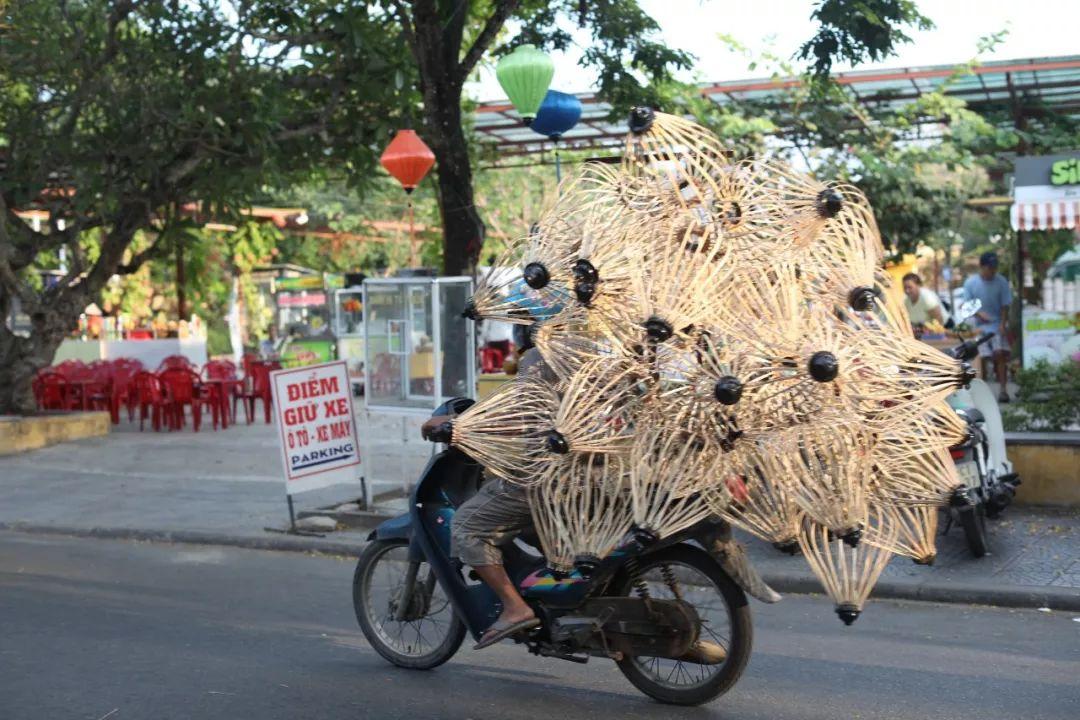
[798,514,897,625]
[446,374,560,484]
[863,501,939,565]
[528,453,635,573]
[628,425,724,539]
[705,442,802,550]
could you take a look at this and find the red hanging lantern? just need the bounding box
[380,129,435,194]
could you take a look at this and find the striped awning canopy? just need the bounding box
[1010,200,1080,231]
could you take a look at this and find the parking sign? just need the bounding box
[271,361,361,494]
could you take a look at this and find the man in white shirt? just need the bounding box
[902,272,946,329]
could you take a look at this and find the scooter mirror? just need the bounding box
[956,298,982,325]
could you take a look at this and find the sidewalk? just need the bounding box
[1,409,1078,610]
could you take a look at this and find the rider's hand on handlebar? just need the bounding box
[421,414,454,441]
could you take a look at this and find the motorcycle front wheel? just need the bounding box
[613,545,753,706]
[353,539,467,669]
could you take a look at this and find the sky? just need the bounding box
[468,0,1080,101]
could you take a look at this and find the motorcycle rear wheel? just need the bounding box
[613,545,753,706]
[957,502,989,558]
[353,539,467,669]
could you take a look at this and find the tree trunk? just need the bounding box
[429,101,485,276]
[0,291,83,415]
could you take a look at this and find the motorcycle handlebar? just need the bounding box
[949,333,995,361]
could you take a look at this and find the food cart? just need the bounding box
[334,278,366,395]
[362,276,475,412]
[275,273,343,367]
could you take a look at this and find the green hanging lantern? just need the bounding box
[495,44,555,125]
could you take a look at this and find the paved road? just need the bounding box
[2,532,1077,720]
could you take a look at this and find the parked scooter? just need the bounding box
[352,398,777,706]
[944,300,1022,557]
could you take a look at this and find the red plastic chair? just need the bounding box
[134,371,169,431]
[158,367,217,431]
[479,346,506,374]
[60,362,111,412]
[239,360,278,424]
[107,365,138,423]
[158,354,195,372]
[203,360,241,426]
[34,370,69,411]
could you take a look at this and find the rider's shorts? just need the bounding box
[975,324,1009,357]
[451,478,533,567]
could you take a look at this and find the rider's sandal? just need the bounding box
[472,617,540,650]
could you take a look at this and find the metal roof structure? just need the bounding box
[473,55,1080,158]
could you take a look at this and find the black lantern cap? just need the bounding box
[836,603,861,626]
[572,259,599,284]
[808,351,839,382]
[816,188,844,218]
[628,106,656,134]
[629,525,659,551]
[840,526,862,548]
[573,554,601,578]
[847,285,881,312]
[772,540,799,556]
[545,430,569,454]
[523,262,550,290]
[957,361,977,388]
[644,316,673,343]
[949,486,973,508]
[713,376,744,405]
[427,421,453,444]
[574,281,596,305]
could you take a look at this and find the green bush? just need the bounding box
[1001,360,1080,431]
[206,321,233,358]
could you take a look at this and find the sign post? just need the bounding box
[269,360,362,534]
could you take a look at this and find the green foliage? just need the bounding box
[683,33,1031,258]
[798,0,934,77]
[512,0,694,115]
[1001,360,1080,432]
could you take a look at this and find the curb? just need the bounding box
[761,570,1080,612]
[3,523,1079,612]
[0,522,367,558]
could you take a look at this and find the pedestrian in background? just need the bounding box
[962,252,1013,402]
[902,272,947,335]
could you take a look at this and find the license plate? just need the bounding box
[956,461,981,489]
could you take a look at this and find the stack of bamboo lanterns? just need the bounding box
[454,109,973,625]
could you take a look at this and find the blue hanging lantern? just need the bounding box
[530,90,582,140]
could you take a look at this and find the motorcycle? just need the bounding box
[944,301,1022,557]
[352,398,777,706]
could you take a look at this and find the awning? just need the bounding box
[1010,200,1080,231]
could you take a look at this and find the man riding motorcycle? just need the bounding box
[422,345,779,653]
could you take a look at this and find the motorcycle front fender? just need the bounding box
[367,512,425,563]
[695,521,781,604]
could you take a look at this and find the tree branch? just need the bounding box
[458,0,520,84]
[117,233,171,275]
[391,0,419,57]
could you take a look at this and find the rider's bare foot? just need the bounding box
[676,640,727,665]
[497,606,536,625]
[473,608,540,650]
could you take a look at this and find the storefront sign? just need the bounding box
[271,361,361,493]
[1011,153,1080,231]
[281,338,336,367]
[1050,158,1080,186]
[1021,308,1080,367]
[277,275,324,291]
[277,292,327,307]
